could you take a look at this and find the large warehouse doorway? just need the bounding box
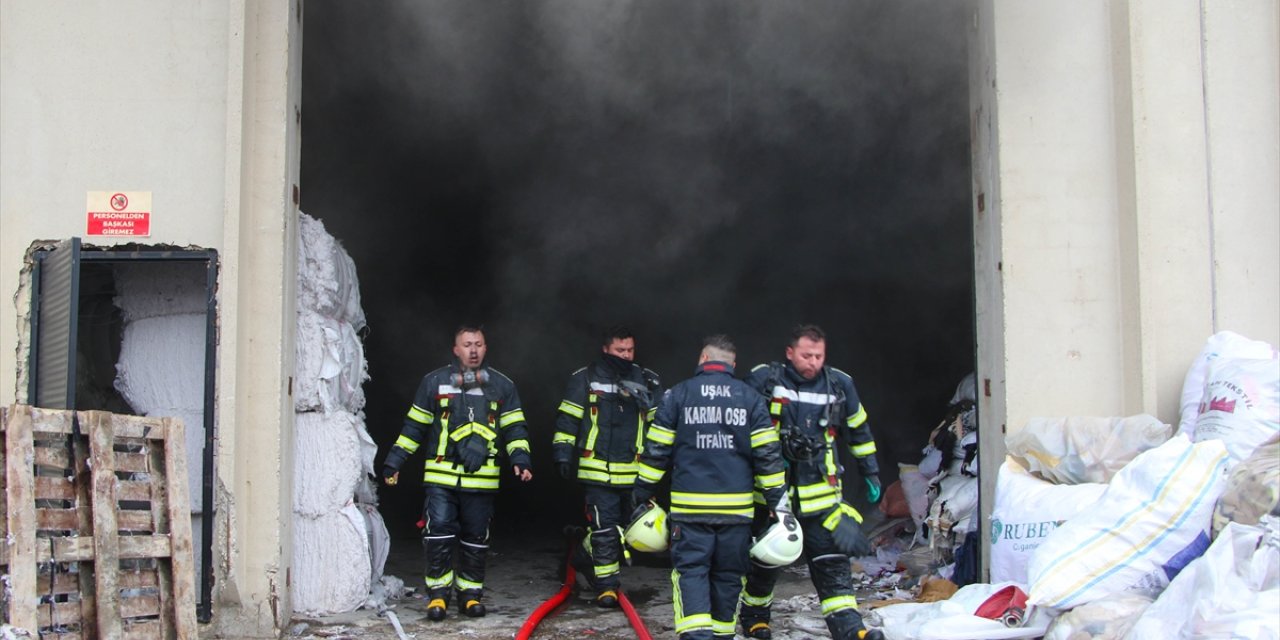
[299,1,975,544]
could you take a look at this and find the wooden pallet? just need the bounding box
[1,405,197,639]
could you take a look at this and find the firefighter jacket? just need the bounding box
[746,362,878,516]
[635,362,787,524]
[383,362,531,493]
[553,356,661,487]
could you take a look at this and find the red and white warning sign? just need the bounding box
[87,191,151,237]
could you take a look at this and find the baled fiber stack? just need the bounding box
[291,505,372,616]
[294,411,364,518]
[294,309,368,414]
[115,314,207,510]
[297,212,366,331]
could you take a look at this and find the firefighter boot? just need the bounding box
[744,621,772,639]
[426,598,447,621]
[596,590,619,608]
[858,630,885,640]
[458,592,487,618]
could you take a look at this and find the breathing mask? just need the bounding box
[450,368,490,390]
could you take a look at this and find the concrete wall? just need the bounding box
[973,0,1280,576]
[0,1,302,636]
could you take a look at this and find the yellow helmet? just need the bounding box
[624,502,669,552]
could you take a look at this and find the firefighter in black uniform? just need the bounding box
[553,326,661,607]
[382,326,533,621]
[739,325,884,640]
[631,335,788,640]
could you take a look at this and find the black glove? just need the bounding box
[632,485,654,506]
[381,465,398,480]
[630,500,653,524]
[557,462,574,480]
[828,505,872,557]
[457,436,489,474]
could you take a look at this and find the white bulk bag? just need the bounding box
[1179,331,1276,437]
[1127,518,1280,640]
[1028,435,1228,609]
[1006,415,1172,485]
[1192,355,1280,468]
[990,459,1107,585]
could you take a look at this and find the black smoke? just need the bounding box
[300,0,975,536]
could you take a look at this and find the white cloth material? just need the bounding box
[926,474,979,538]
[294,309,368,414]
[1127,517,1280,640]
[291,211,379,615]
[990,458,1107,585]
[1006,415,1172,485]
[1028,436,1228,609]
[294,412,365,517]
[356,502,391,586]
[898,463,933,530]
[869,582,1051,640]
[1043,592,1156,640]
[292,505,372,616]
[1179,331,1277,438]
[298,212,366,331]
[114,312,206,512]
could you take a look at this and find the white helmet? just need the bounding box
[624,502,669,552]
[750,511,803,567]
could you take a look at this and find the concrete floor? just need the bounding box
[290,520,899,640]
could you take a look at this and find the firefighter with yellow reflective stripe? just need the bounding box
[739,324,884,640]
[553,326,662,608]
[631,335,787,640]
[381,326,533,622]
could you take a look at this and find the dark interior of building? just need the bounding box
[299,0,976,542]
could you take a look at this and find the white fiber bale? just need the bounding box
[1179,331,1277,438]
[294,310,368,414]
[292,505,371,616]
[1192,355,1280,468]
[990,458,1107,585]
[115,313,207,510]
[116,314,206,412]
[298,212,366,331]
[1007,415,1172,485]
[1028,435,1228,609]
[294,412,364,517]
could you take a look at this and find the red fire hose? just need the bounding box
[516,537,654,640]
[515,546,576,640]
[617,588,653,640]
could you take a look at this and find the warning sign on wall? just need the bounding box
[87,191,151,237]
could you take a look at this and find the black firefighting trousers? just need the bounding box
[421,485,495,603]
[572,484,632,591]
[739,509,867,638]
[671,521,752,640]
